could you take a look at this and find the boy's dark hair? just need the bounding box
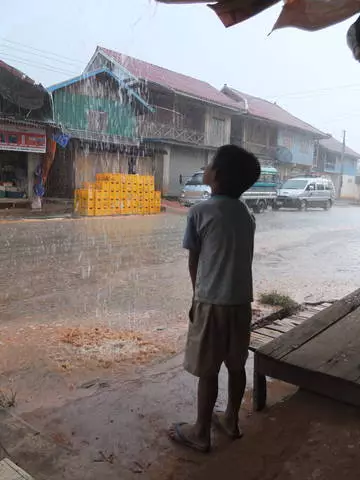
[212,144,261,198]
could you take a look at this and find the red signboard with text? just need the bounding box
[0,124,46,153]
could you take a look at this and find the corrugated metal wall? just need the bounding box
[53,90,136,138]
[74,150,154,188]
[46,147,74,198]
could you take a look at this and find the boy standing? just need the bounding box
[169,144,260,453]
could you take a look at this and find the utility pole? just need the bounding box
[339,130,346,198]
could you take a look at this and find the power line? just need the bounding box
[269,83,360,100]
[0,37,84,65]
[0,51,79,77]
[0,43,85,68]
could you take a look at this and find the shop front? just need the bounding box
[0,123,46,204]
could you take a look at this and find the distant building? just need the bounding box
[222,86,327,180]
[316,137,359,199]
[85,47,238,196]
[0,60,54,206]
[46,68,153,197]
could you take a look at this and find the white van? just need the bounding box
[275,177,335,211]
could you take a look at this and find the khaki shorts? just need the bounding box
[184,301,252,377]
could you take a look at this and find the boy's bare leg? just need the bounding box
[213,368,246,438]
[169,375,218,451]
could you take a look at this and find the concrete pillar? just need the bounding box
[162,145,171,195]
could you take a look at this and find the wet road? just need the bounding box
[1,206,360,329]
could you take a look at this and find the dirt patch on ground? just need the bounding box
[0,305,274,412]
[59,326,175,368]
[0,322,177,411]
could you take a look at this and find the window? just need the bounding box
[186,172,204,186]
[281,134,294,150]
[282,179,307,189]
[210,117,226,146]
[87,110,108,132]
[316,183,324,191]
[8,134,18,144]
[0,133,5,143]
[300,139,310,154]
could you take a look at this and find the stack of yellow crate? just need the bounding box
[74,174,162,217]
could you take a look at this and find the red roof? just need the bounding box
[320,137,360,159]
[97,46,238,109]
[222,85,326,137]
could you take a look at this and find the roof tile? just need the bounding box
[319,136,360,159]
[98,47,238,109]
[222,85,325,137]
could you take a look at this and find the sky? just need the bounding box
[2,0,360,151]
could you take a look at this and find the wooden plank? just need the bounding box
[288,316,306,324]
[282,306,360,380]
[255,328,282,339]
[259,288,360,359]
[249,332,272,351]
[297,311,315,319]
[251,331,272,343]
[0,459,35,480]
[275,318,303,327]
[311,305,329,312]
[265,323,293,333]
[255,351,360,408]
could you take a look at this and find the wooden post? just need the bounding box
[253,353,267,411]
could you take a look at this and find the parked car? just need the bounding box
[178,166,279,213]
[275,176,335,211]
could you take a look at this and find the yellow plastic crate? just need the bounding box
[79,207,95,216]
[109,190,120,199]
[100,181,111,192]
[154,191,161,200]
[135,176,144,186]
[96,173,113,181]
[95,190,109,199]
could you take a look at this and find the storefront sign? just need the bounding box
[0,123,46,153]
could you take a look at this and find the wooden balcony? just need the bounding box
[140,121,205,145]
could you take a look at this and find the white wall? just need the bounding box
[340,174,358,199]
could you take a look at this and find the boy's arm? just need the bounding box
[183,211,201,292]
[188,249,200,293]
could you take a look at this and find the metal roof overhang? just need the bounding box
[156,1,360,32]
[156,0,280,27]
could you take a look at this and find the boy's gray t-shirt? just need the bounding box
[183,196,255,305]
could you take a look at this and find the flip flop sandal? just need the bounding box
[169,422,210,453]
[212,412,243,440]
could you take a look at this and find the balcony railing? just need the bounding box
[140,121,205,145]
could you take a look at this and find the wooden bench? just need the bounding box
[0,459,34,480]
[249,298,349,411]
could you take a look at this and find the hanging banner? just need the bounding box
[0,123,46,153]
